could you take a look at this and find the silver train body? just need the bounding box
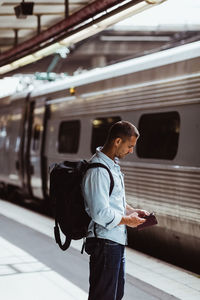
[0,41,200,269]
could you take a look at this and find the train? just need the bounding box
[0,40,200,273]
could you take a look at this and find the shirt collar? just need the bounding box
[96,147,119,169]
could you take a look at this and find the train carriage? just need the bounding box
[0,40,200,272]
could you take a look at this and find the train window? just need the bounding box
[91,116,121,154]
[136,111,180,160]
[58,120,80,153]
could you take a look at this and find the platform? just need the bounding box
[0,199,199,300]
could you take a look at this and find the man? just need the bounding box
[82,121,150,300]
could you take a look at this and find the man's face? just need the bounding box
[115,136,138,159]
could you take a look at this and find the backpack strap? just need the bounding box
[85,162,115,240]
[54,219,71,250]
[86,162,114,196]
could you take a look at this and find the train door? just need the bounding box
[7,106,24,188]
[29,98,48,200]
[0,105,23,188]
[0,110,10,181]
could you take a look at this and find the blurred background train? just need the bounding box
[0,40,199,274]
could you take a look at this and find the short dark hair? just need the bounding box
[106,121,139,143]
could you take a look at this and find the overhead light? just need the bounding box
[34,43,61,58]
[14,1,34,19]
[145,0,165,3]
[12,55,35,67]
[0,64,13,74]
[60,27,102,46]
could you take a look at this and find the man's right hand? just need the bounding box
[119,212,146,228]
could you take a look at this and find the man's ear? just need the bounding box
[114,138,122,147]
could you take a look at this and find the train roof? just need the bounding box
[5,40,200,102]
[31,40,200,98]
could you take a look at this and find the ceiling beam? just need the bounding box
[0,16,41,29]
[1,0,88,4]
[0,15,63,26]
[0,3,86,17]
[0,7,66,15]
[0,29,35,36]
[1,0,65,4]
[0,27,44,30]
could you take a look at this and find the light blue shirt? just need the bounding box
[82,147,127,245]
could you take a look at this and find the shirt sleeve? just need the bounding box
[82,167,122,230]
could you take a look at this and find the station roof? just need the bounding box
[0,0,199,77]
[0,0,167,75]
[0,0,200,96]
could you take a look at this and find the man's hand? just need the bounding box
[126,204,150,218]
[134,209,150,218]
[119,212,146,228]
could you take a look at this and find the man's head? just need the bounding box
[104,121,139,159]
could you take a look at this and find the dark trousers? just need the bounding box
[85,238,125,300]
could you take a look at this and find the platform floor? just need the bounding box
[0,199,199,300]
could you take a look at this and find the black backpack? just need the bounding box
[49,160,114,251]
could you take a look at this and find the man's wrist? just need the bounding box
[126,204,135,215]
[119,215,130,226]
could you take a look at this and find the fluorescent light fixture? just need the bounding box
[146,0,165,3]
[34,43,61,58]
[12,54,35,67]
[0,64,13,74]
[0,0,166,75]
[60,26,102,46]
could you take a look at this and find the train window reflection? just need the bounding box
[91,116,121,154]
[58,120,80,153]
[137,111,180,160]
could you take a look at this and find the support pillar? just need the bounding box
[37,15,41,35]
[65,0,69,18]
[14,29,18,47]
